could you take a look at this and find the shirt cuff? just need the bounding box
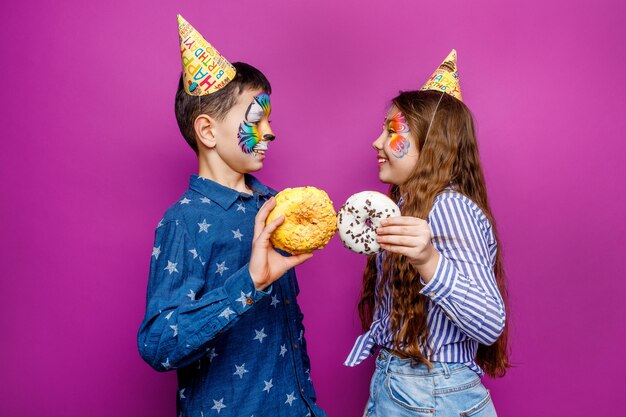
[223,264,271,314]
[419,254,456,303]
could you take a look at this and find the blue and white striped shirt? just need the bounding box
[345,189,506,376]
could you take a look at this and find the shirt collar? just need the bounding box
[189,174,274,210]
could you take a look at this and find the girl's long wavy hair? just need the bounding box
[358,90,510,377]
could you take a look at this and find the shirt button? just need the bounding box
[285,299,290,305]
[427,292,436,297]
[246,298,254,305]
[301,388,305,393]
[293,343,298,349]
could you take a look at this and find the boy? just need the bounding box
[138,15,326,417]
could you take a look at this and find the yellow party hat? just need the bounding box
[420,49,462,101]
[177,14,237,96]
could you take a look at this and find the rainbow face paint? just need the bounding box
[238,93,272,154]
[386,112,411,158]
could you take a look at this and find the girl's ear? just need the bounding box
[194,114,217,149]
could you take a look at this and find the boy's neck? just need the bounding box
[198,155,251,194]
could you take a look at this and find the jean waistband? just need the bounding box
[375,348,465,377]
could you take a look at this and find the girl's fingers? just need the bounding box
[377,235,420,247]
[380,216,424,227]
[376,225,422,236]
[379,243,413,258]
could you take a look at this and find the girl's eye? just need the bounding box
[387,129,395,136]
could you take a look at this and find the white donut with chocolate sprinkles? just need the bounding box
[337,191,400,255]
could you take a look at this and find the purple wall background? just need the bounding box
[1,1,625,416]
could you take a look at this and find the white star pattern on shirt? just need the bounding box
[200,197,211,204]
[306,368,312,382]
[211,398,226,414]
[180,197,191,204]
[262,379,273,393]
[157,218,164,228]
[253,328,267,343]
[198,219,211,233]
[285,392,296,406]
[219,307,235,320]
[152,246,161,259]
[216,261,229,276]
[233,363,249,379]
[165,311,174,320]
[279,344,287,357]
[236,202,246,213]
[170,324,178,337]
[206,347,218,362]
[189,249,198,259]
[161,358,171,369]
[270,295,280,308]
[164,261,179,274]
[179,388,186,399]
[232,229,243,241]
[187,289,196,300]
[299,330,303,343]
[236,291,252,308]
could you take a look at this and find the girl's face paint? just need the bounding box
[238,93,272,154]
[385,112,411,158]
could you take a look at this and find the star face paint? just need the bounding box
[385,112,411,158]
[238,93,272,154]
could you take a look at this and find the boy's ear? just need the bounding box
[194,114,217,149]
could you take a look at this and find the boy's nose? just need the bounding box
[259,122,275,141]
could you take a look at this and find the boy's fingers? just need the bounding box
[253,197,276,239]
[260,215,285,240]
[285,252,314,268]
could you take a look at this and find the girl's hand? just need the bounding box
[376,216,440,282]
[249,197,313,290]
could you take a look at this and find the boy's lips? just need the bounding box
[252,142,268,159]
[377,155,388,165]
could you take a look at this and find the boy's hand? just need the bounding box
[376,216,440,283]
[249,197,313,290]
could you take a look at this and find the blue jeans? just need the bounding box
[363,349,497,417]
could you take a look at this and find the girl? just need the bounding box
[345,51,509,416]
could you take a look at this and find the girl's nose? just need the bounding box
[372,131,386,150]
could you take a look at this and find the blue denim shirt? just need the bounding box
[138,175,325,417]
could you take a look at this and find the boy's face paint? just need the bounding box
[238,93,273,155]
[385,112,411,158]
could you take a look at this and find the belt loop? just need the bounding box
[442,362,451,378]
[384,350,392,374]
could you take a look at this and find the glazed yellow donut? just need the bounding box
[266,187,337,255]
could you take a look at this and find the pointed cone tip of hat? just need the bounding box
[420,49,462,102]
[177,14,236,96]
